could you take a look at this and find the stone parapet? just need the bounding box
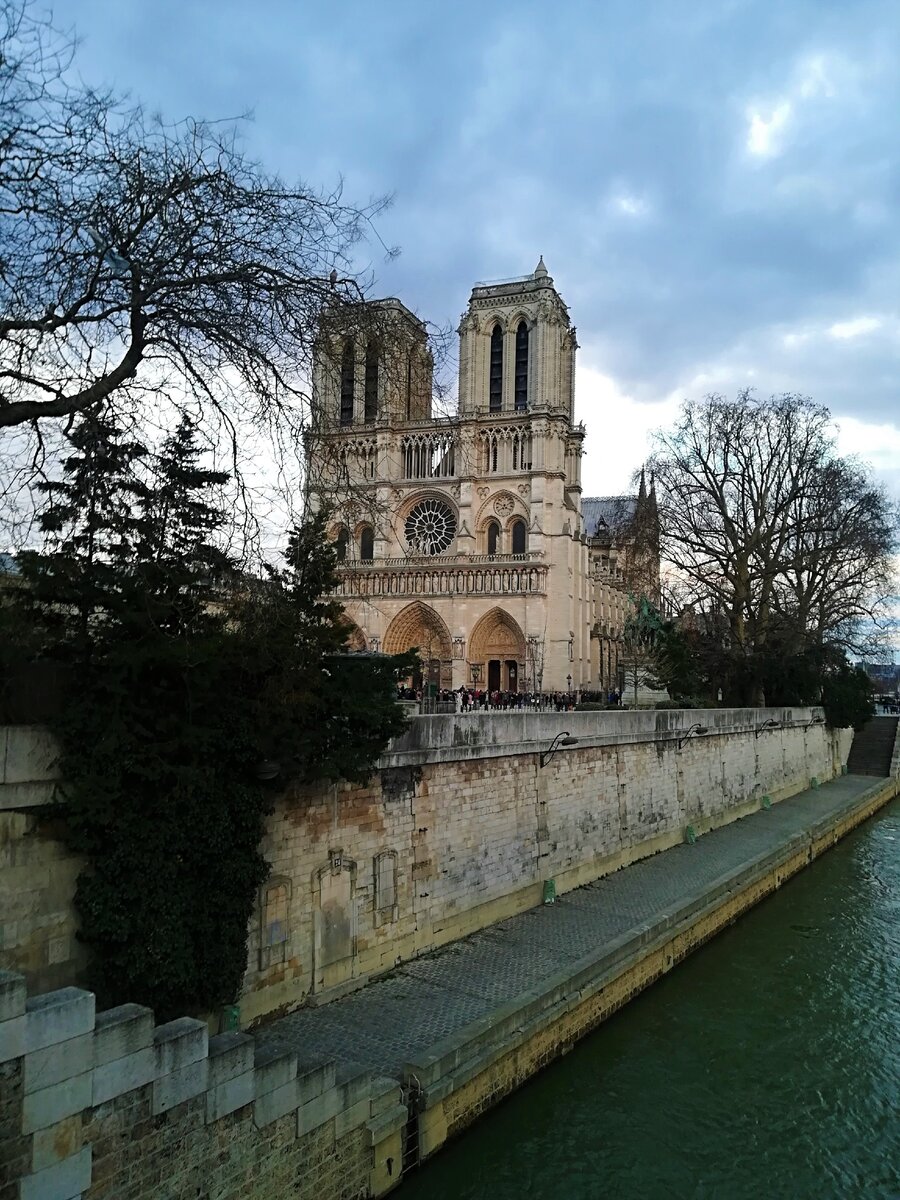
[0,970,406,1200]
[379,706,831,767]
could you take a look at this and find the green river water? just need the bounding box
[400,798,900,1200]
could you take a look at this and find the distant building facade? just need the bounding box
[308,261,658,694]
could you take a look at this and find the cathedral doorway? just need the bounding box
[469,608,527,693]
[383,601,454,690]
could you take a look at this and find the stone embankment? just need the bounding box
[2,758,898,1199]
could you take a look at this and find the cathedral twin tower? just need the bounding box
[309,259,644,696]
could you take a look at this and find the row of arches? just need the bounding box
[346,602,527,684]
[486,518,527,556]
[334,519,527,562]
[335,525,374,562]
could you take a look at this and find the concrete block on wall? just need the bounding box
[253,1044,298,1096]
[206,1068,255,1122]
[334,1095,371,1139]
[0,968,26,1021]
[253,1076,300,1127]
[22,1070,92,1133]
[19,1145,91,1200]
[207,1031,255,1086]
[296,1058,335,1106]
[296,1085,341,1137]
[31,1115,82,1173]
[151,1058,208,1115]
[93,1003,154,1066]
[153,1016,207,1075]
[92,1046,155,1105]
[24,1031,93,1093]
[0,1011,26,1063]
[25,988,95,1053]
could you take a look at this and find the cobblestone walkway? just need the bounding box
[256,775,891,1080]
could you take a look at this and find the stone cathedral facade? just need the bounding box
[308,260,657,695]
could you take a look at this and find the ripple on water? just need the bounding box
[401,801,900,1200]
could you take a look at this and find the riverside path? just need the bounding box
[254,774,896,1091]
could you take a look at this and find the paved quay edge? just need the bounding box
[405,775,898,1159]
[253,771,898,1180]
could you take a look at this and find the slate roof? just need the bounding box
[582,496,637,537]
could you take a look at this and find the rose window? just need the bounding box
[404,499,456,556]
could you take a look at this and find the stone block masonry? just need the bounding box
[1,709,854,1026]
[241,707,852,1022]
[0,970,406,1200]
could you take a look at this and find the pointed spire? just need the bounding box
[638,465,647,502]
[533,256,548,279]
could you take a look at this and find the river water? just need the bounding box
[401,798,900,1200]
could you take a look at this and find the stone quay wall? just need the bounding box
[243,707,851,1022]
[1,709,853,1025]
[0,970,406,1200]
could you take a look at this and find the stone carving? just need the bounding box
[517,483,530,495]
[477,486,489,498]
[493,495,514,518]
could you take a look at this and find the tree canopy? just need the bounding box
[647,391,898,707]
[0,0,415,546]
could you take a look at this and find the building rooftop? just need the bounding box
[582,496,637,536]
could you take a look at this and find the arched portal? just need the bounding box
[468,607,527,693]
[383,602,453,691]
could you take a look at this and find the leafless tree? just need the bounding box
[648,391,898,697]
[0,1,414,550]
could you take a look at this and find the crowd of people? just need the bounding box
[396,685,623,712]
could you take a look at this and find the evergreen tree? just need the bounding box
[238,513,417,785]
[4,419,415,1017]
[5,410,147,657]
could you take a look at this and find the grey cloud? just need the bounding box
[51,0,900,432]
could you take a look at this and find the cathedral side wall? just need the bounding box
[1,712,853,1028]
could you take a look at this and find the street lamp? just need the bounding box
[677,723,708,750]
[566,674,572,691]
[540,732,580,768]
[470,663,481,687]
[755,718,781,739]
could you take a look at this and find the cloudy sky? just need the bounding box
[53,0,900,497]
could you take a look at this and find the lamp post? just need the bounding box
[677,723,708,750]
[566,674,573,692]
[539,732,580,768]
[470,663,481,688]
[755,718,781,739]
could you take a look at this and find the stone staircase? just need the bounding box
[846,716,900,777]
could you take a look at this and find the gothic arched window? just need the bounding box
[364,342,379,422]
[489,324,503,412]
[511,519,527,555]
[335,527,350,561]
[514,321,529,411]
[487,521,500,557]
[359,526,374,561]
[340,340,354,426]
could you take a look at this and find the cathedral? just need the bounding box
[308,260,658,695]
